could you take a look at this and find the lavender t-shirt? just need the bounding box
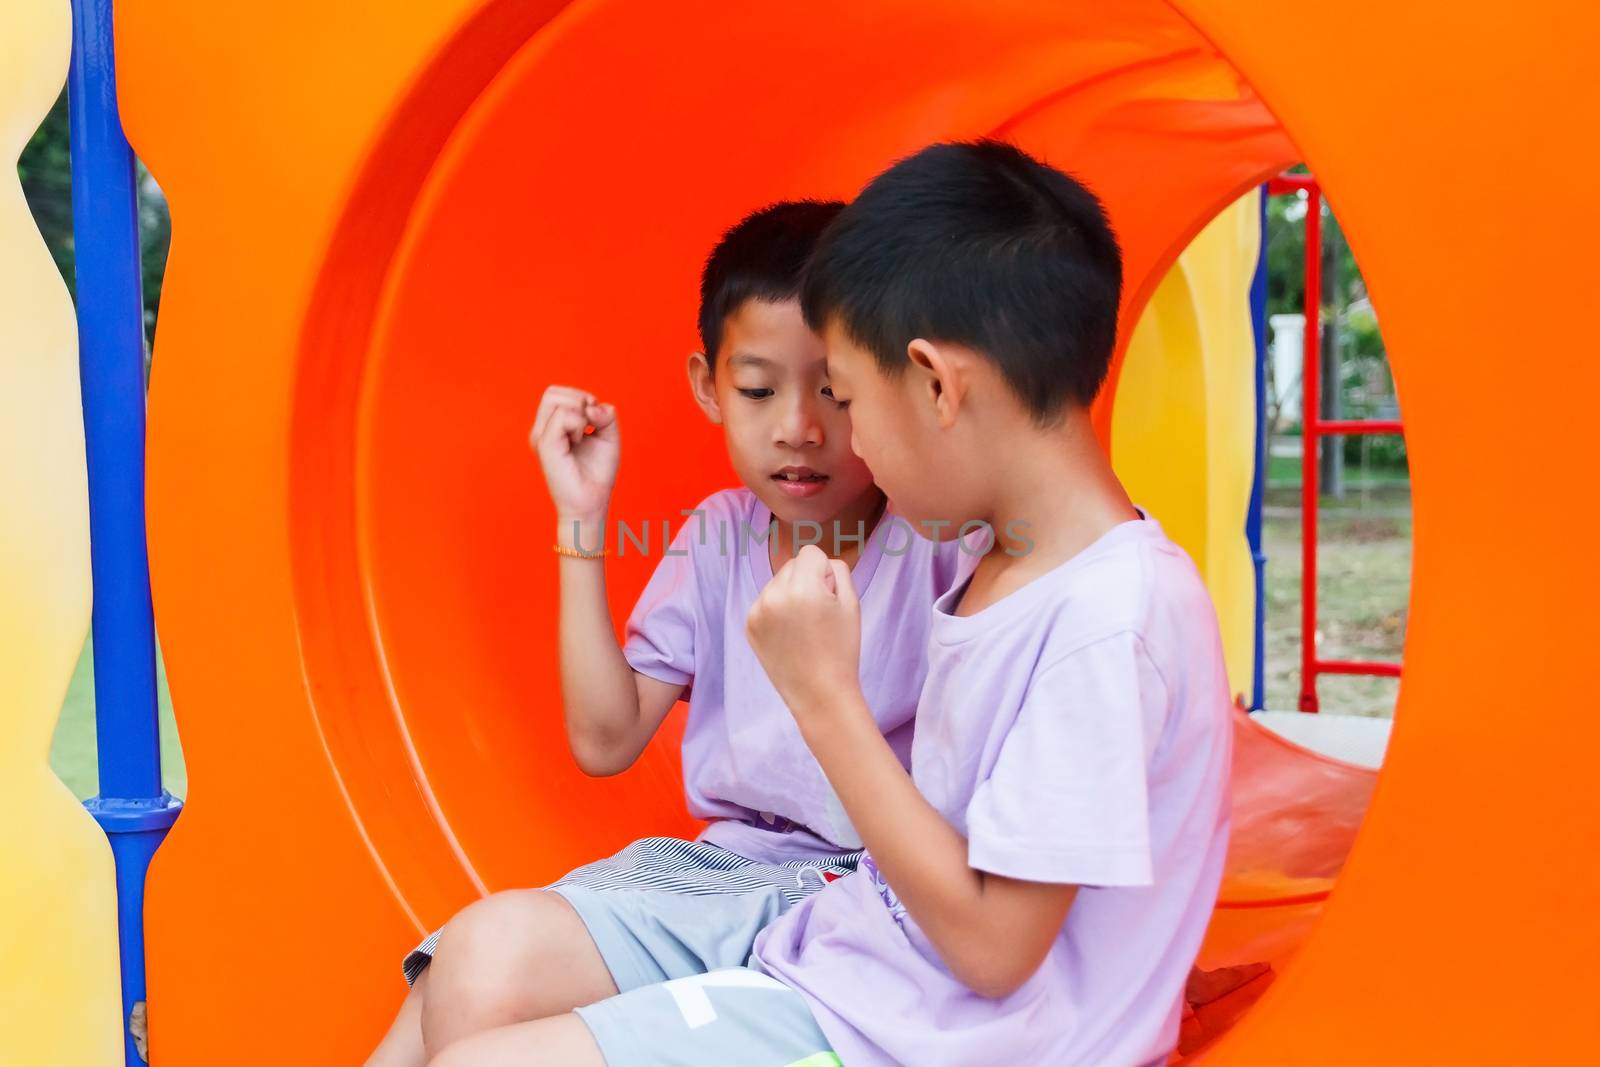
[751,514,1233,1066]
[623,488,965,864]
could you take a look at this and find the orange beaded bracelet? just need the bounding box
[553,543,607,560]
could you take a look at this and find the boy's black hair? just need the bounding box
[699,199,845,367]
[800,140,1123,422]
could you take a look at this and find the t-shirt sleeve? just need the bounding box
[966,631,1166,888]
[621,518,702,688]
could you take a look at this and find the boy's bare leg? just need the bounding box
[366,968,430,1067]
[427,1012,605,1067]
[421,889,619,1055]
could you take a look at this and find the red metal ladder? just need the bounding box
[1268,172,1404,712]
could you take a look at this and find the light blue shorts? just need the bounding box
[557,880,838,1065]
[575,968,838,1067]
[553,882,799,992]
[403,836,853,986]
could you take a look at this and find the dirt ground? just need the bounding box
[1260,485,1411,717]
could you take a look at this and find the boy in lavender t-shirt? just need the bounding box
[742,142,1234,1066]
[415,145,1231,1067]
[625,487,955,865]
[368,202,962,1064]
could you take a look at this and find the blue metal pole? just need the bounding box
[67,1,182,1063]
[1246,184,1271,712]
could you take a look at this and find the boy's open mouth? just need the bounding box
[772,466,830,499]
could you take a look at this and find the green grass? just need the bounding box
[50,635,186,800]
[1266,452,1410,488]
[1261,496,1411,717]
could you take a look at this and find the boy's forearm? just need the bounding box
[556,515,648,772]
[793,691,1034,993]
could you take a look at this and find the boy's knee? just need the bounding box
[434,891,558,982]
[426,890,605,1029]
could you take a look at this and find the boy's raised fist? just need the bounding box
[531,384,620,522]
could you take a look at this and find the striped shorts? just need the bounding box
[402,835,858,986]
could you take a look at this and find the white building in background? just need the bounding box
[1269,312,1304,425]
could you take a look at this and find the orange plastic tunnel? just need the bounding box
[120,1,1599,1062]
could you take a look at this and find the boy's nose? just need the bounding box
[775,396,824,449]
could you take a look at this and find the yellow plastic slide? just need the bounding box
[0,2,124,1062]
[1114,190,1262,699]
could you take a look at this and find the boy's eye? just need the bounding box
[738,388,774,400]
[822,386,850,408]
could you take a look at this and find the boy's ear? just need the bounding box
[686,351,724,425]
[906,338,966,429]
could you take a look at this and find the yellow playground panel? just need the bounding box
[0,1,123,1064]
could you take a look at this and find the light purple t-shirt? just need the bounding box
[751,514,1234,1066]
[624,488,965,864]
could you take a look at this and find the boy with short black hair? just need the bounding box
[368,200,965,1066]
[743,138,1233,1067]
[427,141,1232,1067]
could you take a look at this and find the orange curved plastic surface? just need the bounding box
[124,0,1599,1061]
[1201,711,1377,970]
[1171,710,1379,1059]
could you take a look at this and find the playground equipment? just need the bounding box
[1271,170,1406,715]
[4,0,1597,1063]
[0,1,122,1060]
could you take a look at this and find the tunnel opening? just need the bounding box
[286,1,1402,1055]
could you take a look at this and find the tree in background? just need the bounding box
[16,89,171,353]
[1265,176,1405,473]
